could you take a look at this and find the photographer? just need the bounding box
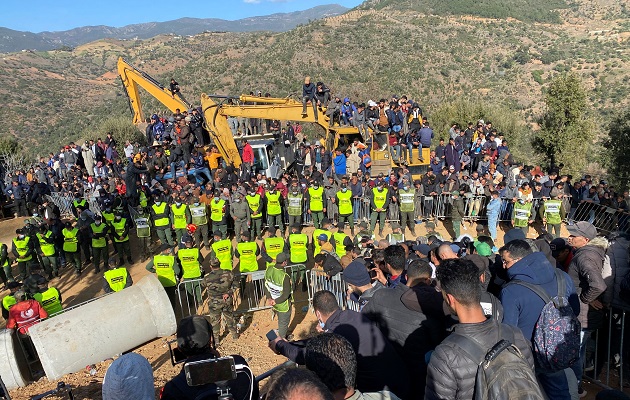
[161,316,258,400]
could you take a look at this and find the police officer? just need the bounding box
[262,227,285,269]
[36,224,58,280]
[12,228,34,280]
[387,222,405,244]
[61,221,81,275]
[72,193,87,218]
[201,257,239,343]
[335,183,354,235]
[398,179,417,236]
[76,206,95,267]
[512,198,533,235]
[287,224,308,265]
[370,180,390,237]
[151,194,174,247]
[286,184,303,234]
[177,234,204,301]
[312,218,333,256]
[236,231,260,273]
[306,181,326,229]
[540,190,565,238]
[245,189,263,240]
[101,207,116,246]
[134,205,152,261]
[210,189,228,239]
[33,276,63,316]
[264,252,292,339]
[171,192,191,245]
[265,185,284,233]
[332,225,353,258]
[2,281,21,321]
[189,197,210,249]
[111,214,133,266]
[103,258,133,293]
[210,231,233,271]
[353,221,372,246]
[90,214,109,273]
[230,191,251,242]
[23,263,47,296]
[146,244,181,310]
[0,243,13,285]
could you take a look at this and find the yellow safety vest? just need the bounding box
[13,237,32,261]
[266,192,282,216]
[33,287,63,316]
[111,218,129,242]
[289,233,308,263]
[332,232,348,258]
[211,239,233,271]
[544,200,562,225]
[102,211,115,226]
[373,188,388,210]
[154,255,177,287]
[308,187,324,212]
[190,205,208,226]
[514,202,532,228]
[246,194,262,219]
[62,227,79,252]
[178,248,201,279]
[337,190,353,216]
[90,223,107,248]
[171,204,189,229]
[312,229,331,255]
[2,295,16,311]
[37,231,56,257]
[152,203,170,227]
[264,236,285,268]
[104,267,128,292]
[237,241,258,272]
[210,199,226,222]
[139,191,148,208]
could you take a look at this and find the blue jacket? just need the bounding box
[418,126,434,147]
[486,197,501,219]
[333,154,346,175]
[500,252,580,342]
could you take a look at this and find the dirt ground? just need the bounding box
[0,217,601,399]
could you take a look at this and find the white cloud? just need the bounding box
[243,0,261,3]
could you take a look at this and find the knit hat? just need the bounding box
[102,353,154,400]
[342,261,371,286]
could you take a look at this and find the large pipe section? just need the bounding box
[29,274,176,381]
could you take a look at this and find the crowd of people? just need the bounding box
[1,85,629,400]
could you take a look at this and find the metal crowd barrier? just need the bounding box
[306,269,356,311]
[570,201,630,234]
[46,192,102,219]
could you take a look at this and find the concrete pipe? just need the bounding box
[0,329,28,390]
[29,274,177,381]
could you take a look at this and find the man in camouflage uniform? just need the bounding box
[201,257,240,343]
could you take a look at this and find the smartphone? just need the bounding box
[184,356,236,386]
[369,269,377,279]
[266,329,278,341]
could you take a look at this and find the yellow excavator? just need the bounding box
[117,57,429,178]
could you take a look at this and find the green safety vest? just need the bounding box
[13,237,32,261]
[332,232,348,258]
[265,265,290,313]
[373,188,388,210]
[266,192,282,216]
[312,229,331,255]
[154,255,177,287]
[62,227,79,252]
[104,268,128,292]
[399,188,415,212]
[287,192,303,216]
[544,200,562,225]
[246,194,262,219]
[112,218,129,242]
[135,217,151,238]
[212,239,233,271]
[178,248,201,279]
[37,231,56,257]
[264,236,285,268]
[513,202,532,228]
[289,234,308,263]
[152,203,170,227]
[102,211,115,226]
[237,241,258,272]
[91,223,107,248]
[210,199,226,222]
[139,191,148,208]
[171,204,188,229]
[388,233,405,244]
[190,205,208,226]
[308,187,324,212]
[73,199,87,209]
[33,287,63,316]
[2,295,16,311]
[337,190,353,216]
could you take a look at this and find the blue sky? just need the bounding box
[1,0,363,33]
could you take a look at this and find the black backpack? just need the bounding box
[451,326,545,400]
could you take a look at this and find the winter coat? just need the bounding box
[610,236,630,307]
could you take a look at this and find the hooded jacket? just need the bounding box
[501,252,580,342]
[568,237,608,328]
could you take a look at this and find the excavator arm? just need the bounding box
[117,57,191,124]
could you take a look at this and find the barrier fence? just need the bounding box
[569,201,630,235]
[46,192,102,219]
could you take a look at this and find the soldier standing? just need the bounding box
[264,253,292,339]
[201,257,240,344]
[230,191,251,241]
[209,190,228,239]
[398,180,417,236]
[265,185,284,233]
[286,184,303,235]
[134,206,152,261]
[245,189,263,240]
[171,192,191,245]
[189,197,210,249]
[151,194,174,247]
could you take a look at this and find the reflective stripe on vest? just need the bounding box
[246,194,262,218]
[373,188,388,210]
[139,191,148,208]
[104,268,128,292]
[190,205,208,226]
[237,241,258,272]
[112,218,129,242]
[62,228,79,252]
[13,237,32,261]
[152,203,170,227]
[312,229,331,255]
[289,234,308,263]
[33,287,63,316]
[399,189,415,212]
[308,187,324,212]
[212,239,233,271]
[287,193,303,216]
[514,203,531,227]
[210,199,226,222]
[264,237,285,267]
[266,192,282,215]
[337,190,353,215]
[171,204,188,229]
[178,248,201,279]
[544,200,562,224]
[135,217,151,238]
[102,212,115,225]
[37,232,56,256]
[154,255,177,287]
[265,266,290,313]
[91,223,107,248]
[332,232,348,258]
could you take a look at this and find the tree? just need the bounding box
[533,72,593,176]
[603,108,630,187]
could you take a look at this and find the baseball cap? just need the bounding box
[317,233,329,241]
[276,253,289,264]
[473,241,493,257]
[567,221,597,240]
[342,261,371,286]
[550,238,570,257]
[503,228,526,244]
[412,243,431,256]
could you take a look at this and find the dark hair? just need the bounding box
[383,245,406,273]
[314,254,327,265]
[267,368,333,400]
[436,259,482,307]
[476,235,495,249]
[499,239,533,260]
[407,259,433,280]
[313,290,340,316]
[305,333,356,392]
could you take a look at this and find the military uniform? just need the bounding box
[398,186,416,235]
[90,220,109,273]
[540,198,564,238]
[513,201,533,234]
[12,233,34,280]
[189,203,210,248]
[33,286,63,316]
[135,210,152,261]
[178,245,204,300]
[210,198,228,239]
[336,188,354,235]
[171,203,191,244]
[62,225,81,273]
[36,228,58,279]
[245,193,263,239]
[264,253,292,338]
[286,190,303,231]
[201,267,239,340]
[103,266,133,293]
[369,185,390,236]
[230,197,251,242]
[111,217,133,266]
[146,249,181,310]
[307,185,326,229]
[265,190,284,232]
[151,201,174,246]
